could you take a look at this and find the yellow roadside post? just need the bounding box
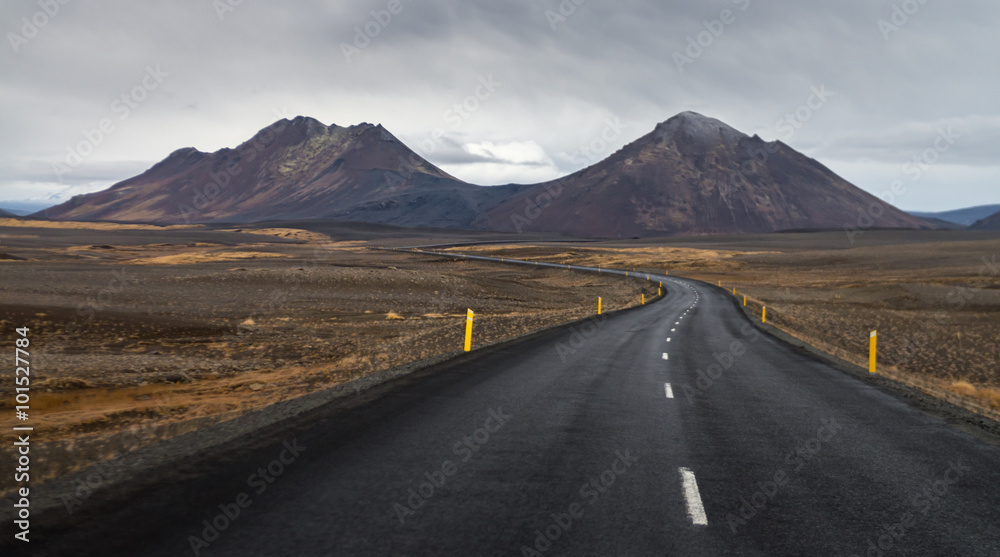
[743,295,747,306]
[464,310,474,352]
[762,307,767,323]
[658,287,662,296]
[598,297,602,315]
[718,281,722,287]
[642,294,645,305]
[870,331,877,373]
[732,287,736,296]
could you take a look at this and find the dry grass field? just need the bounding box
[0,220,656,489]
[450,232,1000,416]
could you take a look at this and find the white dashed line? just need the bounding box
[671,328,676,332]
[662,353,669,360]
[666,338,672,342]
[679,467,708,526]
[664,383,674,398]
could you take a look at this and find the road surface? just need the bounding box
[26,257,1000,556]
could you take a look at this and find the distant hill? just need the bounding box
[37,112,933,237]
[910,204,1000,226]
[36,117,522,228]
[478,112,931,236]
[970,210,1000,231]
[0,208,18,217]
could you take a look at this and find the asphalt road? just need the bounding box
[23,258,1000,556]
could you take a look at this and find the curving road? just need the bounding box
[26,255,1000,556]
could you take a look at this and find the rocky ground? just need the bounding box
[452,231,1000,415]
[0,220,656,489]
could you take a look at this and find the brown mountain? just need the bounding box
[38,112,932,237]
[38,116,520,227]
[970,210,1000,231]
[478,112,931,236]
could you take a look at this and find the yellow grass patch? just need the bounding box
[128,251,291,265]
[220,227,334,243]
[949,381,978,397]
[0,218,199,231]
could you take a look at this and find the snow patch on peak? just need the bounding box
[656,111,746,147]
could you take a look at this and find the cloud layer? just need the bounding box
[1,0,997,211]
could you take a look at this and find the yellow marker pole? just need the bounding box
[464,310,474,352]
[732,287,736,296]
[718,281,722,287]
[642,294,645,305]
[626,271,629,277]
[658,287,662,296]
[598,297,602,315]
[743,295,747,306]
[762,307,767,323]
[869,330,877,373]
[666,270,669,276]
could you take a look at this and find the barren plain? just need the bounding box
[0,218,656,489]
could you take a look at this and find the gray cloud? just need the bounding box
[1,0,997,212]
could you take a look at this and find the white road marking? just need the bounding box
[679,467,708,526]
[662,353,669,360]
[671,328,676,332]
[666,338,672,342]
[664,383,674,398]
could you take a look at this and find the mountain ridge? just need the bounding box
[36,112,933,237]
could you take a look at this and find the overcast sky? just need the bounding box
[2,0,997,212]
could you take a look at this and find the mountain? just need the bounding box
[477,112,930,236]
[37,117,521,227]
[37,112,933,237]
[970,210,1000,231]
[0,208,18,217]
[910,204,1000,226]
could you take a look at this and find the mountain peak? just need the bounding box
[654,111,746,148]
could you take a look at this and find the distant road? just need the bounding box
[28,252,1000,556]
